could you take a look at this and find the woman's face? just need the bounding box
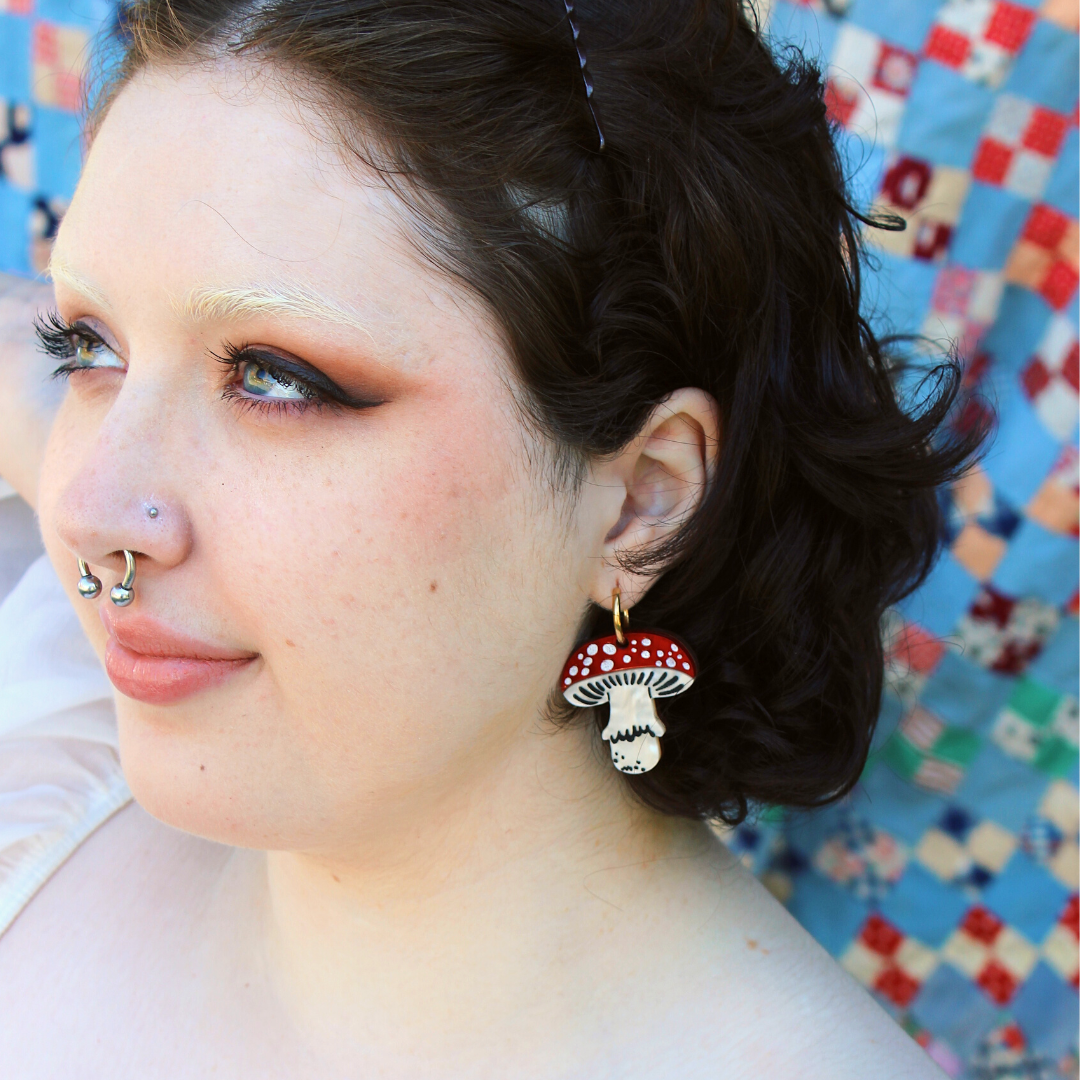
[37,63,616,850]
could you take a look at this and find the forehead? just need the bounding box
[57,63,431,326]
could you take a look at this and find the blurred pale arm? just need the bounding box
[0,273,65,511]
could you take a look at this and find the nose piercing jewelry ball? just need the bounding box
[77,559,102,600]
[110,549,137,607]
[147,506,159,519]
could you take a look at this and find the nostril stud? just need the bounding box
[77,559,102,600]
[147,506,159,519]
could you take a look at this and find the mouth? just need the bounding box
[101,610,258,706]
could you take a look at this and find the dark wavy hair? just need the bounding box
[96,0,984,823]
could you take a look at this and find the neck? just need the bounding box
[255,719,718,1068]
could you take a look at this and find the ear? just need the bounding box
[584,387,720,612]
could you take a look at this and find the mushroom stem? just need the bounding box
[601,684,667,774]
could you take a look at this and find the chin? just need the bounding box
[114,699,292,849]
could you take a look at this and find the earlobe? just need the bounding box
[588,387,719,610]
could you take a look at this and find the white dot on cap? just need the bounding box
[655,661,662,666]
[622,655,631,663]
[587,644,598,655]
[641,650,650,658]
[569,666,578,676]
[600,659,614,671]
[642,638,651,646]
[602,643,616,655]
[564,678,571,685]
[577,653,583,661]
[666,658,676,667]
[683,662,690,670]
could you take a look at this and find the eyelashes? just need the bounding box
[33,310,384,416]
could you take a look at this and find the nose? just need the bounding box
[49,399,194,590]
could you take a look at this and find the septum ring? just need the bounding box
[77,550,137,606]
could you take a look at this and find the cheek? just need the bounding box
[199,384,564,773]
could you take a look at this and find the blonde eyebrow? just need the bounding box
[174,282,374,339]
[46,251,112,310]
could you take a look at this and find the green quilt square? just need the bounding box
[1033,736,1080,779]
[1007,677,1061,730]
[930,727,981,768]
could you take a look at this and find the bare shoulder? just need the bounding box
[648,841,946,1080]
[0,801,262,1072]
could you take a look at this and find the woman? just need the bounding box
[0,0,978,1074]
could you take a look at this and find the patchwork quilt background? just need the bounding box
[0,1,1077,1076]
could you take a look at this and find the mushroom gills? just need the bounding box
[601,684,667,775]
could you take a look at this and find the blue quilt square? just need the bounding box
[862,250,938,338]
[1026,617,1080,699]
[33,106,83,200]
[898,550,980,637]
[896,63,995,169]
[1010,963,1080,1061]
[879,863,970,947]
[981,851,1070,943]
[955,743,1049,833]
[1003,19,1080,114]
[992,520,1080,608]
[0,14,31,100]
[983,392,1067,508]
[910,964,999,1058]
[871,687,905,752]
[979,285,1054,375]
[780,801,847,861]
[854,761,947,845]
[836,130,887,216]
[35,0,115,29]
[844,0,939,52]
[0,183,32,276]
[919,652,1013,733]
[766,0,839,65]
[950,184,1033,271]
[1044,127,1079,219]
[786,869,869,958]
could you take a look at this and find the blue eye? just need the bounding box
[239,361,313,400]
[74,339,124,370]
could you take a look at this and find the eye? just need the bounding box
[72,338,125,370]
[237,360,315,401]
[34,311,125,375]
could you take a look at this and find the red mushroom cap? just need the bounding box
[560,632,696,708]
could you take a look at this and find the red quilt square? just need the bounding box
[1065,343,1080,391]
[984,2,1037,53]
[925,25,971,69]
[977,959,1019,1005]
[861,914,904,957]
[963,905,1005,945]
[873,44,919,96]
[825,80,859,127]
[1041,261,1080,310]
[972,138,1014,184]
[31,21,58,65]
[1022,358,1053,398]
[875,966,921,1008]
[1023,107,1070,158]
[1023,204,1070,250]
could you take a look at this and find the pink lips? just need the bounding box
[101,609,258,705]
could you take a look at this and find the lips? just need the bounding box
[101,610,258,705]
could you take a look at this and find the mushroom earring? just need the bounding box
[559,590,696,775]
